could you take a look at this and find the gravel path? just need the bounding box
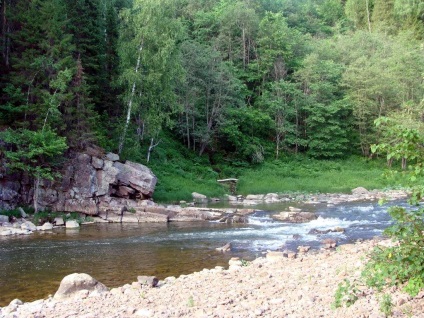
[1,239,424,318]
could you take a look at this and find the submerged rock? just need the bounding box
[216,242,232,252]
[272,211,317,223]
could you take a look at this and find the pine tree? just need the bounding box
[64,0,107,110]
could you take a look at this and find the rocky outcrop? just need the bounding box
[0,179,22,210]
[0,149,158,221]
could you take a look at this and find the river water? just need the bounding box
[0,199,411,306]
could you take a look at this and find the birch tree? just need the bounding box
[117,0,185,156]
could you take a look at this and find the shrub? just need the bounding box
[362,205,424,296]
[332,279,359,309]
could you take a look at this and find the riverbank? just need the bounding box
[0,188,409,238]
[1,238,423,318]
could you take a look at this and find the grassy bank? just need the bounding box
[150,154,408,203]
[236,156,408,195]
[121,134,410,203]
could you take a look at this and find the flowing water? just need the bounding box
[0,199,412,306]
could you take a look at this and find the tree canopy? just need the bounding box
[0,0,423,170]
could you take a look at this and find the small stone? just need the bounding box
[192,192,207,202]
[266,251,285,262]
[54,217,65,226]
[137,276,159,287]
[105,152,120,161]
[54,273,108,300]
[9,299,23,306]
[21,221,37,231]
[228,257,242,267]
[287,252,297,259]
[297,246,310,253]
[41,222,53,231]
[216,242,232,252]
[322,238,337,249]
[66,220,80,229]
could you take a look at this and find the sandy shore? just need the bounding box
[1,239,424,318]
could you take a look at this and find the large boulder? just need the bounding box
[95,161,119,196]
[54,273,108,300]
[352,187,369,196]
[113,161,157,197]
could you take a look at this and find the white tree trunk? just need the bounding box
[118,44,143,154]
[33,174,40,214]
[147,137,160,163]
[365,0,372,33]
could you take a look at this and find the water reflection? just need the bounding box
[0,222,241,306]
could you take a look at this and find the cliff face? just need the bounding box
[0,150,157,216]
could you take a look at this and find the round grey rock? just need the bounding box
[54,273,108,300]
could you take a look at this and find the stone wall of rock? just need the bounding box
[0,150,157,217]
[0,151,252,224]
[46,151,157,216]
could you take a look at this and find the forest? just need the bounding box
[0,0,423,200]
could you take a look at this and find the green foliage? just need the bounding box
[362,206,424,296]
[122,132,225,203]
[379,293,393,317]
[187,295,195,307]
[33,210,56,225]
[0,209,22,221]
[0,128,67,179]
[240,259,250,267]
[332,279,359,309]
[363,116,424,297]
[55,211,93,224]
[1,0,423,180]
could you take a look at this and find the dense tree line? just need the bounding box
[0,0,423,173]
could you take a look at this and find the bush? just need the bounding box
[332,279,359,309]
[0,209,22,221]
[362,205,424,296]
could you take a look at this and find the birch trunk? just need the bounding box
[365,0,372,33]
[33,174,40,214]
[118,44,143,154]
[147,138,160,163]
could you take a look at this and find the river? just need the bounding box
[0,199,410,306]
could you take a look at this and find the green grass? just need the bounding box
[236,156,409,195]
[120,132,411,203]
[121,132,226,203]
[151,155,410,203]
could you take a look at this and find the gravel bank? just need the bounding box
[1,239,424,318]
